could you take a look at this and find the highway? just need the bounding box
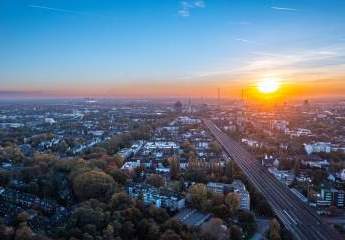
[204,119,343,240]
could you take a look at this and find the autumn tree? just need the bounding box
[224,161,233,182]
[238,211,257,237]
[161,230,182,240]
[147,174,165,188]
[169,157,180,180]
[268,218,281,240]
[229,225,242,240]
[209,141,222,155]
[73,170,115,201]
[225,192,240,215]
[109,169,128,185]
[188,183,208,210]
[201,218,227,240]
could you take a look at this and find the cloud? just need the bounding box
[178,1,206,17]
[28,5,107,18]
[234,38,258,45]
[194,1,206,8]
[176,44,345,86]
[271,6,298,11]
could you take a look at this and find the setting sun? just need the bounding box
[257,78,280,94]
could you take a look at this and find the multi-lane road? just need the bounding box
[204,119,343,240]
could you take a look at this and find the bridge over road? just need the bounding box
[204,119,342,240]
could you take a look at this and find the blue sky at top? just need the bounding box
[1,0,345,97]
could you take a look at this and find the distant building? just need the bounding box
[118,141,144,160]
[144,141,179,150]
[304,142,331,155]
[121,161,141,170]
[318,187,345,208]
[339,169,345,181]
[271,120,289,132]
[44,118,56,124]
[268,168,295,185]
[176,116,201,125]
[174,101,183,113]
[126,183,185,211]
[261,155,279,168]
[207,180,250,210]
[241,138,261,148]
[302,159,330,169]
[175,208,211,227]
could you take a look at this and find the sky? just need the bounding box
[1,0,345,99]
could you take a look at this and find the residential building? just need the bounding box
[207,180,250,210]
[126,183,185,211]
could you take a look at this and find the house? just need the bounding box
[318,187,345,208]
[304,142,331,155]
[126,183,185,211]
[268,168,295,185]
[207,180,250,210]
[144,141,179,150]
[241,138,261,148]
[302,159,330,169]
[262,155,279,168]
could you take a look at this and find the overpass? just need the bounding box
[204,119,342,240]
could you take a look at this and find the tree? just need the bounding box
[225,192,240,215]
[73,170,115,201]
[184,169,208,183]
[111,192,132,210]
[137,219,160,240]
[211,204,229,219]
[109,169,128,185]
[210,141,222,155]
[0,170,10,185]
[311,169,327,186]
[147,174,165,188]
[14,225,33,240]
[161,230,182,240]
[147,205,169,224]
[113,154,124,168]
[238,211,257,237]
[16,212,30,223]
[268,218,281,240]
[188,183,208,210]
[293,159,300,174]
[15,212,33,240]
[224,161,233,182]
[229,225,242,240]
[201,218,227,240]
[169,157,180,180]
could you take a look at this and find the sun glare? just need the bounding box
[257,78,280,94]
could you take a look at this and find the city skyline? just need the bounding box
[1,0,345,98]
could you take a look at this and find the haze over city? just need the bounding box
[1,0,345,98]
